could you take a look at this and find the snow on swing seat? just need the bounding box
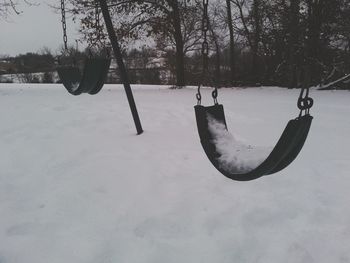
[207,114,273,173]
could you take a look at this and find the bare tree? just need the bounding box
[0,0,37,19]
[69,0,203,87]
[0,0,21,17]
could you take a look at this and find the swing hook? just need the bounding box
[212,87,218,104]
[196,85,202,105]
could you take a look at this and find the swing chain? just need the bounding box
[95,1,103,46]
[297,66,314,116]
[61,0,68,51]
[202,0,209,62]
[196,0,209,105]
[196,0,218,105]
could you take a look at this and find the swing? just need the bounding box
[195,0,313,181]
[57,57,110,96]
[57,0,111,96]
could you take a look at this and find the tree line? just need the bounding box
[68,0,350,88]
[1,0,349,88]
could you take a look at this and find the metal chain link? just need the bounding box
[95,1,102,45]
[196,0,218,105]
[197,0,208,105]
[297,65,313,116]
[202,0,209,68]
[61,0,68,51]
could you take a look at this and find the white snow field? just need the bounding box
[0,84,349,263]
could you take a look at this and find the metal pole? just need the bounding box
[97,0,143,135]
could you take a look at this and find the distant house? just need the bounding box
[0,59,16,75]
[107,55,170,84]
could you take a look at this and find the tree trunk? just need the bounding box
[172,1,185,87]
[226,0,235,84]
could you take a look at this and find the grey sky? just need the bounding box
[0,0,81,56]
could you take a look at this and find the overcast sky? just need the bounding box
[0,0,81,56]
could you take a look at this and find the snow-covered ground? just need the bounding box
[0,84,349,263]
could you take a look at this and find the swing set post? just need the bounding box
[98,0,143,135]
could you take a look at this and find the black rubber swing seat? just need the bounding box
[195,104,313,181]
[57,58,111,96]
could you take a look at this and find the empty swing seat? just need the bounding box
[195,104,313,181]
[57,58,111,95]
